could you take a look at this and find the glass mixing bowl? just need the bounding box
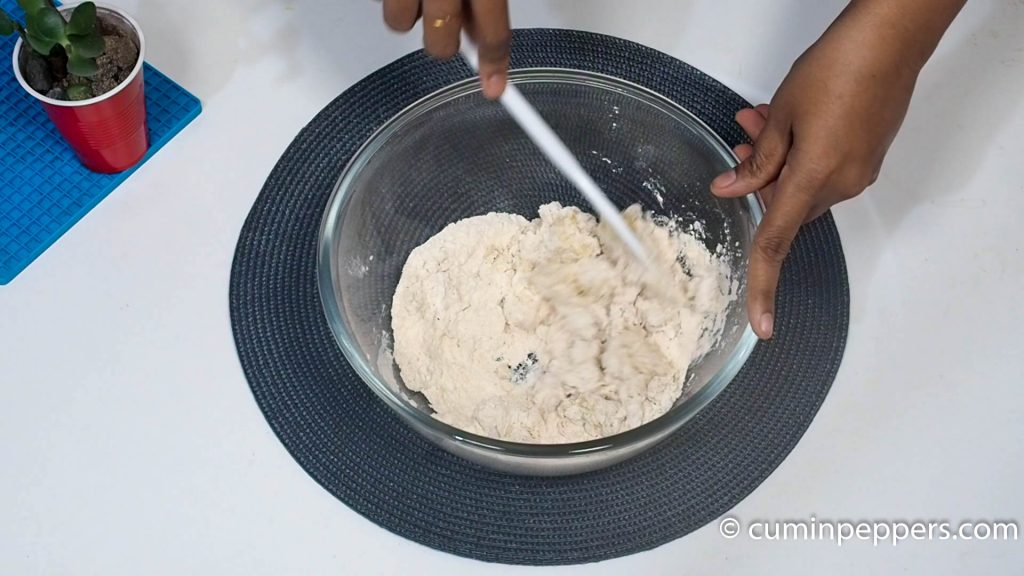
[318,69,762,476]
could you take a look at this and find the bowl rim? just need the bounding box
[317,67,763,458]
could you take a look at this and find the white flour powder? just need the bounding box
[391,203,733,444]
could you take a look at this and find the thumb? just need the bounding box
[712,114,790,198]
[745,166,815,339]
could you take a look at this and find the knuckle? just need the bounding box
[835,165,878,197]
[840,185,864,201]
[755,231,792,264]
[479,30,511,58]
[866,166,880,186]
[427,39,460,59]
[792,155,831,182]
[742,148,774,179]
[786,159,832,198]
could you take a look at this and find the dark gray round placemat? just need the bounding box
[230,29,849,566]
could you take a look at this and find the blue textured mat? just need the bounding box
[0,0,201,284]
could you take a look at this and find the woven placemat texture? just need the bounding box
[230,29,849,565]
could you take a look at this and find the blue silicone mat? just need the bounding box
[0,0,201,284]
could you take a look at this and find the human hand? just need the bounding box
[381,0,511,99]
[711,7,924,340]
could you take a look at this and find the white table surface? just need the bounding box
[3,0,1023,574]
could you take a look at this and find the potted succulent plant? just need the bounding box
[1,0,148,173]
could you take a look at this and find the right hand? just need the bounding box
[381,0,511,99]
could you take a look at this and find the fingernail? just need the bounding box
[712,170,737,189]
[759,312,774,339]
[482,74,502,99]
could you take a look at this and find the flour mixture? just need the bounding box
[391,203,733,444]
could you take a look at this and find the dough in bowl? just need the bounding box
[391,202,733,444]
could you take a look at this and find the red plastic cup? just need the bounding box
[11,4,148,174]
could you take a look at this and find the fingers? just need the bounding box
[735,108,767,140]
[381,0,511,98]
[733,143,753,159]
[422,0,463,59]
[467,0,511,99]
[712,108,790,199]
[383,0,420,31]
[746,166,815,339]
[733,141,778,208]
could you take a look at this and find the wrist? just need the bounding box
[837,0,966,72]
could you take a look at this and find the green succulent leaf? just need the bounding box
[66,84,93,100]
[66,2,96,37]
[25,6,66,46]
[66,51,99,76]
[1,9,19,35]
[0,10,20,36]
[26,30,57,55]
[69,31,104,58]
[16,0,47,15]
